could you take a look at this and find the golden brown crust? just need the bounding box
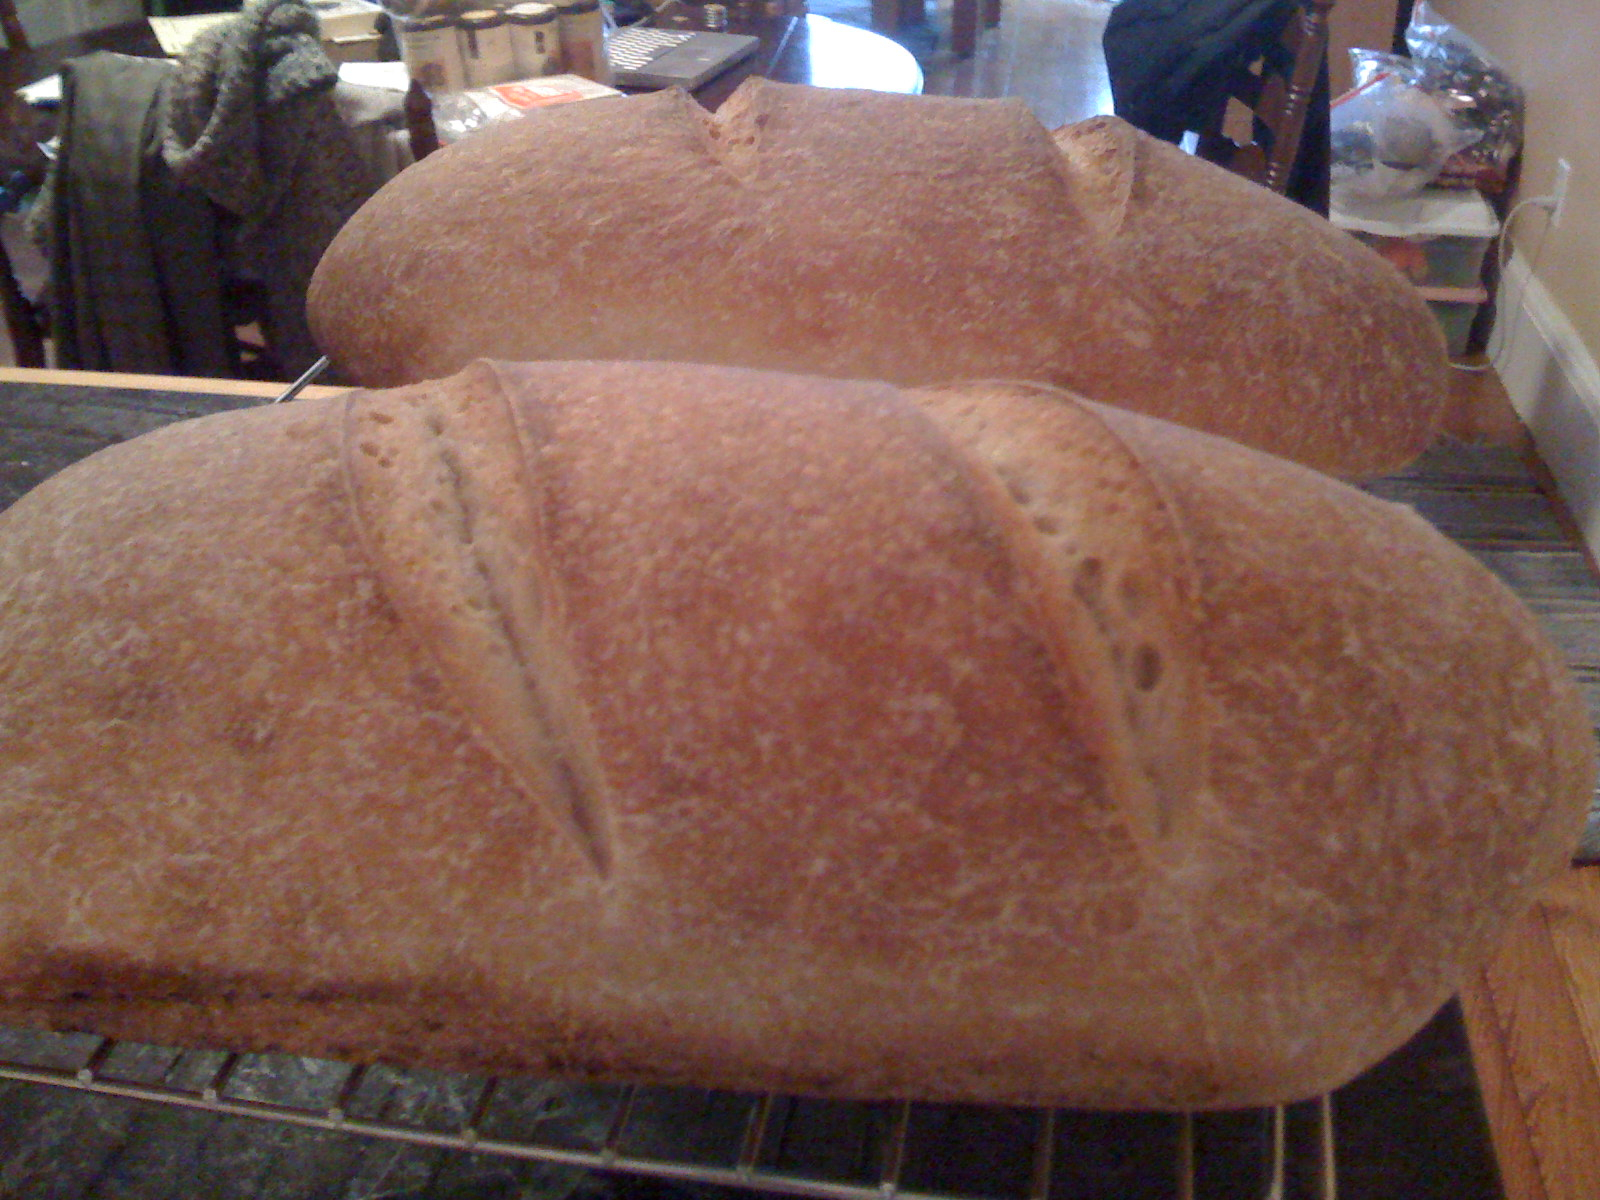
[308,81,1450,477]
[0,361,1587,1108]
[1095,400,1598,1092]
[341,367,615,871]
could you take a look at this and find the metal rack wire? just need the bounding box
[0,1027,1337,1200]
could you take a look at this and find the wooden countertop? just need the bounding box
[0,364,346,399]
[1462,869,1600,1200]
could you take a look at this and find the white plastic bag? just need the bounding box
[431,74,622,141]
[1330,63,1482,202]
[1403,0,1524,189]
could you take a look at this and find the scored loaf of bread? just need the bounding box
[307,80,1450,478]
[0,360,1589,1109]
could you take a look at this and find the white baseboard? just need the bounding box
[1491,251,1600,560]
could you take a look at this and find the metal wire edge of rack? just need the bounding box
[0,1033,1338,1200]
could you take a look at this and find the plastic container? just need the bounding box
[397,13,466,94]
[1331,187,1500,289]
[1418,285,1489,357]
[508,3,562,77]
[459,9,518,88]
[553,0,613,84]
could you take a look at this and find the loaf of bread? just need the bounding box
[307,81,1450,478]
[0,360,1588,1109]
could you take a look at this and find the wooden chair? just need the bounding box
[950,0,1001,59]
[1193,0,1335,199]
[0,118,47,367]
[0,0,48,364]
[0,237,45,368]
[0,0,47,365]
[0,0,28,51]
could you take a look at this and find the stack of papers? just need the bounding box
[150,3,384,57]
[337,61,411,92]
[147,12,236,56]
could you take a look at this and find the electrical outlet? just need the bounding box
[1551,158,1572,228]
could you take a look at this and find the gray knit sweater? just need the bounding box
[164,0,383,375]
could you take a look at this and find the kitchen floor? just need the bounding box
[828,0,1118,126]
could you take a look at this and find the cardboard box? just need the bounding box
[309,0,385,61]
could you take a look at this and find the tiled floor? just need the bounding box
[823,0,1118,126]
[922,0,1114,124]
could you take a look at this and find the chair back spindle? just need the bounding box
[0,0,29,52]
[1195,0,1334,197]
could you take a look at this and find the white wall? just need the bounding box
[1422,0,1600,560]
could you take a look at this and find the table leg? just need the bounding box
[0,238,44,369]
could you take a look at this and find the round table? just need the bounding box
[644,9,924,108]
[778,14,923,94]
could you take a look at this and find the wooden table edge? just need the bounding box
[1459,864,1600,1200]
[0,366,346,401]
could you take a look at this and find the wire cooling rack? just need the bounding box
[0,1024,1342,1200]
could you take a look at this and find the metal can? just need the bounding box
[703,3,728,28]
[458,9,517,88]
[397,13,466,95]
[507,2,562,78]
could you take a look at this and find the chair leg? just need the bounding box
[0,233,44,367]
[951,0,978,55]
[980,0,1000,28]
[0,1,28,52]
[871,0,902,33]
[404,79,439,162]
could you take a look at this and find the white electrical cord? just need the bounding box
[1450,191,1560,375]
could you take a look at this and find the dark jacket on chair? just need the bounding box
[1103,0,1330,212]
[39,52,236,375]
[34,0,386,379]
[164,0,382,377]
